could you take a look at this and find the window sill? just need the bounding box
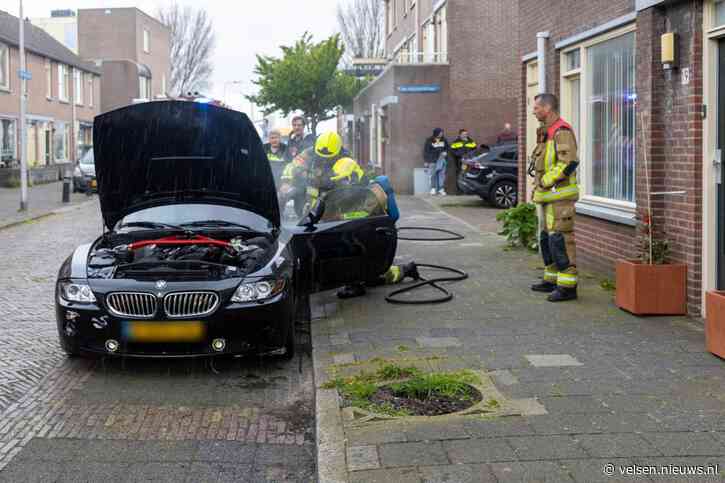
[576,199,637,226]
[59,99,70,104]
[46,96,53,101]
[0,87,11,94]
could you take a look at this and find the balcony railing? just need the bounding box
[393,51,449,65]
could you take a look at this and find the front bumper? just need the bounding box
[55,291,295,358]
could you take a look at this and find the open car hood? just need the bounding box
[93,101,280,231]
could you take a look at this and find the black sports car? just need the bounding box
[55,101,397,358]
[457,143,518,208]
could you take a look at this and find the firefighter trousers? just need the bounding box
[540,201,578,289]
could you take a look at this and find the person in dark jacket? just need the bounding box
[286,115,316,161]
[423,128,450,196]
[496,123,518,145]
[450,129,477,171]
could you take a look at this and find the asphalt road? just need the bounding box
[0,200,316,482]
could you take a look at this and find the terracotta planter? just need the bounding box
[705,291,725,359]
[615,260,687,315]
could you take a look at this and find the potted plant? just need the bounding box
[706,291,725,358]
[615,110,686,315]
[615,214,686,315]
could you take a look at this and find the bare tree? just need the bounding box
[157,3,215,95]
[336,0,385,64]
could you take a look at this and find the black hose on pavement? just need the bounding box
[385,227,468,304]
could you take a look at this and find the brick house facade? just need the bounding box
[517,0,720,315]
[0,11,101,185]
[353,0,519,194]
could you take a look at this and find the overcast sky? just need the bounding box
[2,0,340,126]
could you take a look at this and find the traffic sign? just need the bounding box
[18,70,31,80]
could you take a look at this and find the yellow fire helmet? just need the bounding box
[314,131,343,158]
[330,157,365,184]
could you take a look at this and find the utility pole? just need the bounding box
[19,0,28,211]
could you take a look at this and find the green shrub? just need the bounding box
[496,202,539,251]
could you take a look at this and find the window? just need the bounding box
[161,74,167,96]
[1,119,16,165]
[58,64,69,102]
[716,0,725,27]
[88,75,94,107]
[393,0,398,28]
[386,1,393,36]
[53,122,68,161]
[45,59,52,98]
[139,76,151,99]
[587,32,636,203]
[0,43,9,90]
[143,29,150,53]
[433,6,447,62]
[561,28,636,207]
[74,69,83,106]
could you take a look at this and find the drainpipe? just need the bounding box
[536,31,549,93]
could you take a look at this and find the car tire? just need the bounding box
[490,180,517,209]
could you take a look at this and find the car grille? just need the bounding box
[163,292,219,318]
[106,292,158,318]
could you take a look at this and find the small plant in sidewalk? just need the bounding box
[496,202,538,251]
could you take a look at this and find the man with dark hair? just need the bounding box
[450,128,478,170]
[529,93,580,302]
[287,116,315,159]
[423,128,450,196]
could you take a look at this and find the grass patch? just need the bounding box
[397,345,409,352]
[600,279,616,291]
[389,370,480,401]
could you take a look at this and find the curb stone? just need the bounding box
[0,198,96,231]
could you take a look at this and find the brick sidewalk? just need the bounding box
[311,195,725,483]
[0,181,95,229]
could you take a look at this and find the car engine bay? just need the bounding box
[87,233,275,281]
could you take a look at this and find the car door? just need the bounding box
[289,186,398,294]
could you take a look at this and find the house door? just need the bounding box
[718,38,725,289]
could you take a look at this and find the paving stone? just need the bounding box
[577,433,663,458]
[462,418,536,439]
[349,466,421,483]
[525,354,583,367]
[346,425,408,445]
[196,441,256,463]
[490,461,576,482]
[330,332,352,346]
[379,441,449,468]
[419,463,497,483]
[333,353,356,365]
[559,458,646,483]
[539,396,609,414]
[640,432,724,457]
[507,435,589,460]
[444,438,516,463]
[404,421,468,442]
[347,445,380,472]
[489,370,519,386]
[416,337,462,348]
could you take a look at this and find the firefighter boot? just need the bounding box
[337,283,367,299]
[531,281,556,293]
[402,262,421,281]
[547,286,578,302]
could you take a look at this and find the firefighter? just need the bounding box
[296,132,418,298]
[529,93,579,302]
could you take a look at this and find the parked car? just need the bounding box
[73,149,97,193]
[457,143,518,208]
[55,101,397,359]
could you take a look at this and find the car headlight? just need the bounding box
[60,282,97,303]
[231,279,285,303]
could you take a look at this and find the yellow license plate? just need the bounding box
[123,321,205,342]
[90,179,97,188]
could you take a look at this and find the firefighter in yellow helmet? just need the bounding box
[529,93,579,302]
[294,132,418,298]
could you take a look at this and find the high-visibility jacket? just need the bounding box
[450,136,477,159]
[532,118,579,204]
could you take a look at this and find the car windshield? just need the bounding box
[79,150,94,165]
[118,203,273,232]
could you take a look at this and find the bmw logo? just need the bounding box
[155,280,167,289]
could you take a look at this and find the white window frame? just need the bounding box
[45,58,52,99]
[559,24,637,214]
[143,28,150,53]
[88,75,94,107]
[74,68,83,106]
[139,75,151,100]
[0,43,9,91]
[58,64,69,102]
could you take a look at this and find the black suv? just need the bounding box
[457,143,518,208]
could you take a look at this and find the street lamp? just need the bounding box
[18,0,28,211]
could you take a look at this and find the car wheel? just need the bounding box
[490,180,517,209]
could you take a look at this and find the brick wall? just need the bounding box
[517,0,705,314]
